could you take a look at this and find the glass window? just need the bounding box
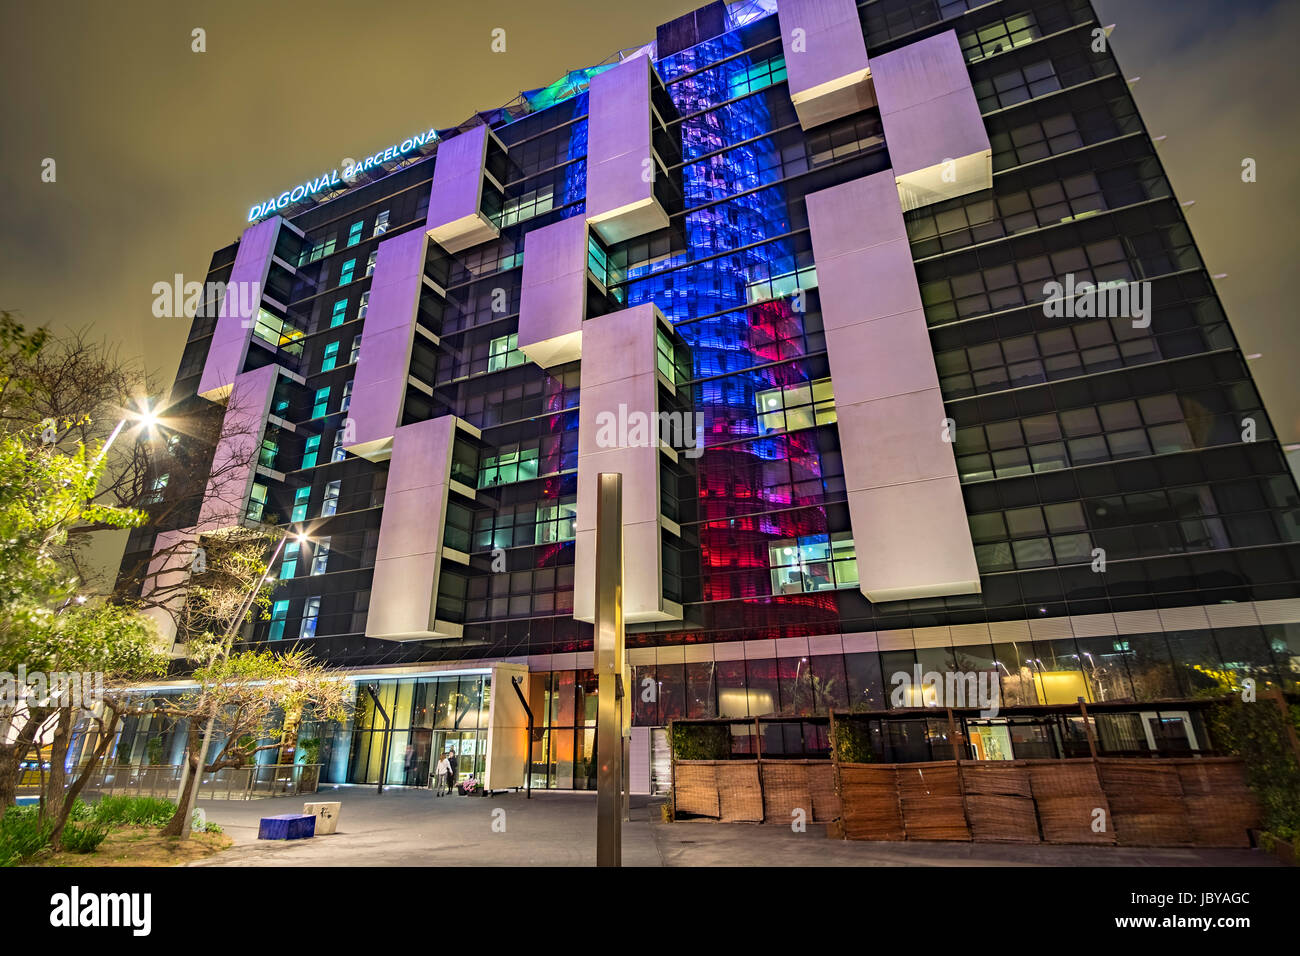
[321,480,341,517]
[339,258,357,286]
[301,434,320,469]
[312,386,330,418]
[321,340,339,372]
[372,210,389,237]
[358,290,370,319]
[251,308,305,354]
[535,500,578,543]
[350,334,362,365]
[329,299,348,328]
[298,235,336,266]
[311,537,331,575]
[346,221,364,247]
[279,540,299,580]
[728,54,787,98]
[755,378,836,435]
[500,185,554,227]
[477,447,540,487]
[300,597,320,639]
[291,486,311,523]
[332,429,347,463]
[768,533,857,593]
[487,333,524,372]
[268,600,289,641]
[246,482,268,521]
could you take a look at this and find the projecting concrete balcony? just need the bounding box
[515,215,590,368]
[871,30,992,211]
[806,170,981,602]
[778,0,875,130]
[345,230,450,461]
[426,123,507,253]
[573,303,685,625]
[198,216,305,402]
[585,55,681,245]
[366,415,481,642]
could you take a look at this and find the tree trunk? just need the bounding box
[50,709,120,849]
[0,710,44,820]
[40,708,73,831]
[160,723,202,837]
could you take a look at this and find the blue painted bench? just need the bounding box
[258,813,316,840]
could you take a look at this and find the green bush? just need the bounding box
[668,722,732,761]
[0,809,53,866]
[297,737,322,765]
[1207,697,1300,842]
[831,718,875,764]
[61,820,110,854]
[92,795,176,827]
[66,799,93,822]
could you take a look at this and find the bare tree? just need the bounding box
[0,315,268,635]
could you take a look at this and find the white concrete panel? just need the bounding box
[847,479,981,601]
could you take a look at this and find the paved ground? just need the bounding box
[189,786,1280,867]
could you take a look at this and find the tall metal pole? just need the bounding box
[594,473,624,867]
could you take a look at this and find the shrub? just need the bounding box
[66,799,93,822]
[61,820,110,854]
[0,809,53,866]
[297,737,322,765]
[831,717,875,764]
[1207,697,1300,842]
[92,795,176,827]
[668,722,732,761]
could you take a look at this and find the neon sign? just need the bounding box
[246,126,438,222]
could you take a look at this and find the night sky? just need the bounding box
[1,0,1296,576]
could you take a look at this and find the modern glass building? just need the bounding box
[118,0,1300,790]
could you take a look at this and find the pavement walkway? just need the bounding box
[187,786,1280,867]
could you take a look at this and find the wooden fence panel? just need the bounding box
[673,753,1260,848]
[1174,759,1260,848]
[717,762,763,822]
[1028,761,1115,845]
[898,762,970,841]
[673,761,720,818]
[807,762,841,823]
[760,761,807,825]
[838,764,904,841]
[1098,760,1190,847]
[960,762,1040,843]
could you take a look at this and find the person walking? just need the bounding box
[447,747,459,792]
[434,752,452,797]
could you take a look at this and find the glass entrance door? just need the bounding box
[431,730,487,788]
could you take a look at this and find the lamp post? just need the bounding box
[92,405,160,467]
[594,473,624,867]
[179,526,306,836]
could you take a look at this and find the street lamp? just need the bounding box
[93,403,162,466]
[180,526,308,833]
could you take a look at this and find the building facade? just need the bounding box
[119,0,1300,790]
